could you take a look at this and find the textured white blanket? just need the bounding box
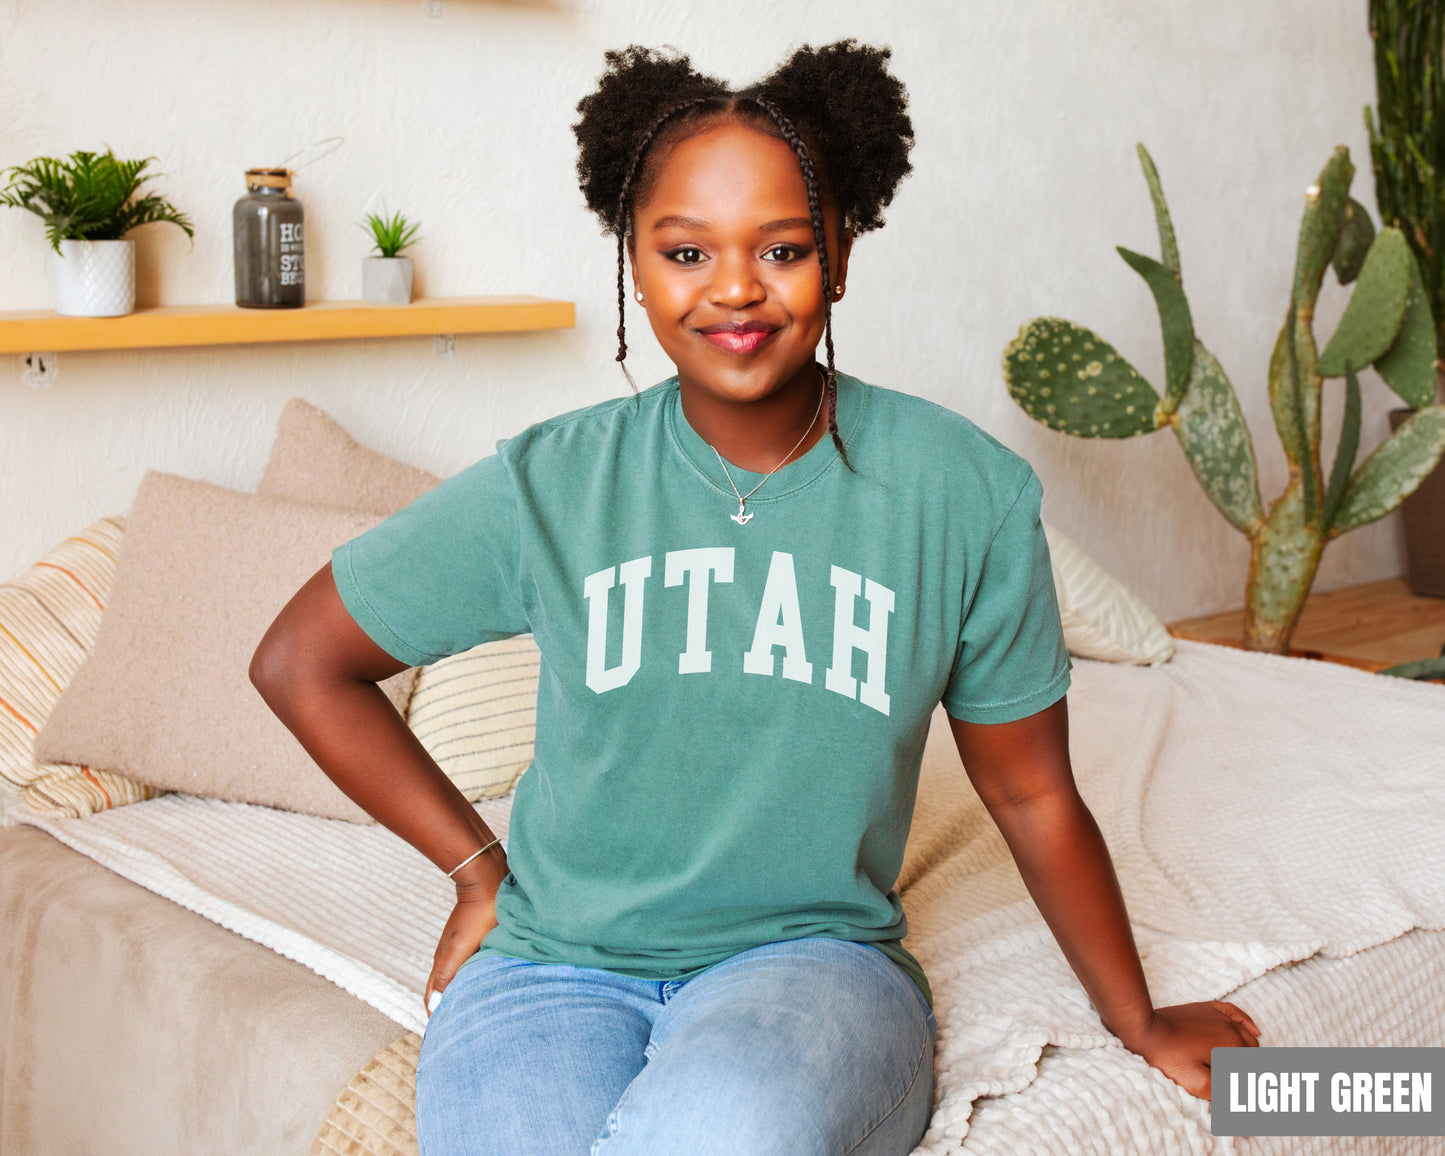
[22,641,1445,1152]
[905,641,1445,1152]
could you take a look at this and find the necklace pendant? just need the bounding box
[707,381,826,530]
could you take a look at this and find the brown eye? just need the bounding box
[667,247,705,265]
[762,245,802,263]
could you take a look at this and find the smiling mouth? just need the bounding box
[698,322,778,355]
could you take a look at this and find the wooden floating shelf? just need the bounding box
[0,295,575,354]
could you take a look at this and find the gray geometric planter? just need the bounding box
[362,256,413,305]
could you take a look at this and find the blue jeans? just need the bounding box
[416,937,936,1156]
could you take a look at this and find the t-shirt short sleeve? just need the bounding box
[331,451,529,667]
[941,470,1071,724]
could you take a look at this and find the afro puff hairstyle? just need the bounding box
[572,41,914,457]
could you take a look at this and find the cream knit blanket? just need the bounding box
[22,641,1445,1152]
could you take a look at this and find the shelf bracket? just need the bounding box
[434,334,456,359]
[21,352,58,388]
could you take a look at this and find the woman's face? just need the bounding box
[630,119,850,412]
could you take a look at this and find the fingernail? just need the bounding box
[428,989,443,1013]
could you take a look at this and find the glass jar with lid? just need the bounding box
[233,169,304,308]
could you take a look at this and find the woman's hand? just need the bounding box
[1113,1000,1261,1100]
[425,890,498,1016]
[424,847,510,1017]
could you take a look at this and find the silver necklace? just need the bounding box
[709,385,825,525]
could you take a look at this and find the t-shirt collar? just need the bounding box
[665,370,865,507]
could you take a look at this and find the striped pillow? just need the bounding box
[1043,522,1175,665]
[406,636,540,800]
[0,517,158,817]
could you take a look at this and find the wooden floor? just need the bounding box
[1168,578,1445,671]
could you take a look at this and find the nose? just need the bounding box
[708,251,765,309]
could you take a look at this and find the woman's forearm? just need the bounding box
[948,698,1262,1093]
[987,789,1153,1041]
[259,667,497,871]
[250,563,505,889]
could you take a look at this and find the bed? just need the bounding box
[2,401,1442,1155]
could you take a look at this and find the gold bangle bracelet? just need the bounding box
[446,836,502,878]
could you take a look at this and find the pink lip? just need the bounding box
[698,322,778,355]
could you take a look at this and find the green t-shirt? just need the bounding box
[332,373,1071,1007]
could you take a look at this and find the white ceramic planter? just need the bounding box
[362,256,414,305]
[52,239,136,317]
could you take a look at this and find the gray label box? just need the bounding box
[1211,1047,1442,1136]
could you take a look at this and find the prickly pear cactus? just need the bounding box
[1003,321,1164,437]
[1331,198,1376,284]
[1372,251,1438,409]
[1318,228,1411,378]
[1002,144,1445,654]
[1170,341,1264,535]
[1380,645,1445,682]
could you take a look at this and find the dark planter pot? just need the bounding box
[1390,406,1445,598]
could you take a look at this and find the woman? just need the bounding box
[251,41,1258,1156]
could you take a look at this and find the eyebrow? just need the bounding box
[759,217,814,233]
[651,214,710,231]
[649,215,814,234]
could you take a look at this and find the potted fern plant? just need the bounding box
[0,149,193,317]
[360,210,421,305]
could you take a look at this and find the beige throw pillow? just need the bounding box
[0,517,159,818]
[258,397,441,514]
[259,398,540,799]
[35,473,419,823]
[1043,522,1175,665]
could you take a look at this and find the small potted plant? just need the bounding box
[360,210,421,305]
[0,149,194,317]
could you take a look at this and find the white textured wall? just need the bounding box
[0,0,1401,619]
